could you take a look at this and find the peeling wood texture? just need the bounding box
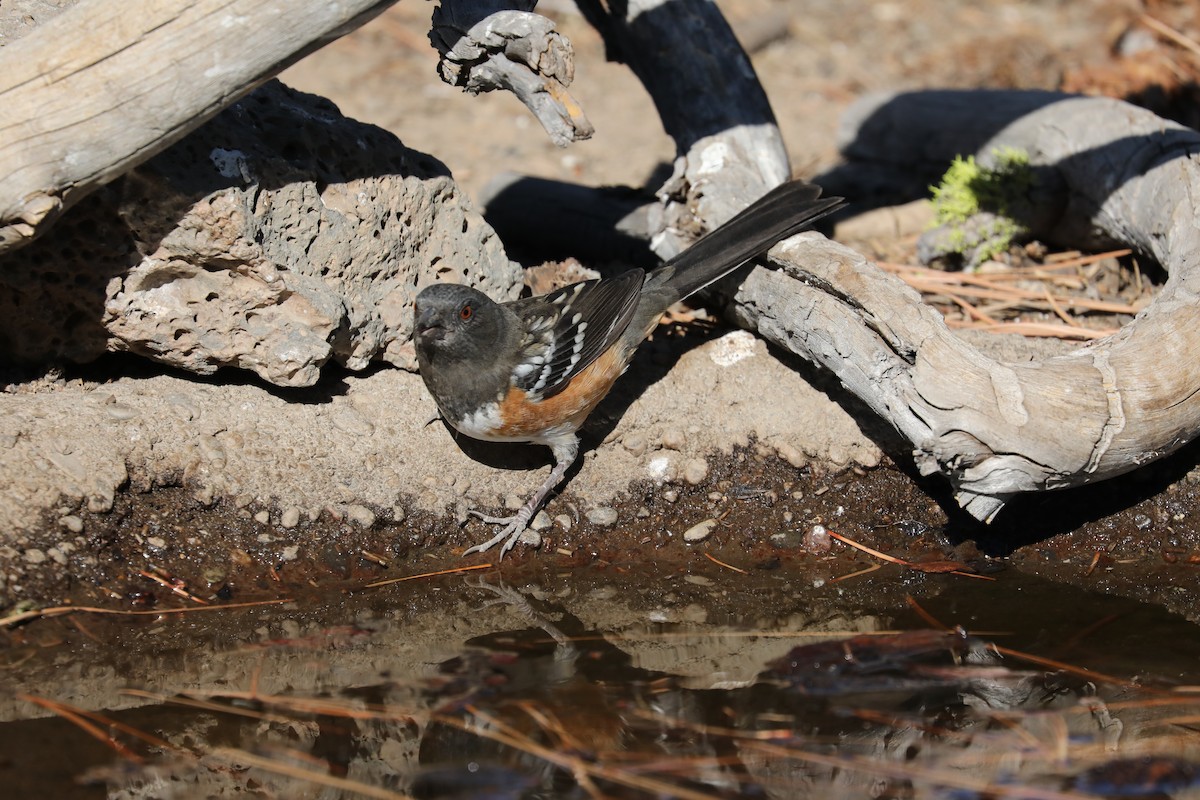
[0,0,396,255]
[730,90,1200,520]
[430,0,593,146]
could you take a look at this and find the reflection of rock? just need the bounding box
[0,80,519,386]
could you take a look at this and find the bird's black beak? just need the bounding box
[414,304,445,343]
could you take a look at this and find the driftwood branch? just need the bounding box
[430,0,593,146]
[749,89,1200,520]
[0,0,396,255]
[480,13,1200,522]
[572,0,790,252]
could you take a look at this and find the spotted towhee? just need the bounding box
[414,179,843,556]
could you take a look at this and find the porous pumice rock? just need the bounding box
[0,79,519,386]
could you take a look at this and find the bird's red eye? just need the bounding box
[459,304,473,321]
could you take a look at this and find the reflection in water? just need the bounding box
[3,569,1200,799]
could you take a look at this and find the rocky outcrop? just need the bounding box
[0,79,519,386]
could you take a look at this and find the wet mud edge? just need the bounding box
[8,441,1200,623]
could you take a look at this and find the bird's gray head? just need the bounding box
[413,283,508,366]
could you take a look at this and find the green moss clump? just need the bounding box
[927,147,1033,266]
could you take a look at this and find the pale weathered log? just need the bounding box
[726,90,1200,520]
[430,0,593,146]
[0,0,396,255]
[477,5,1200,523]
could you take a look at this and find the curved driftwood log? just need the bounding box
[0,0,396,256]
[744,89,1200,521]
[477,13,1200,521]
[430,0,593,146]
[572,0,790,248]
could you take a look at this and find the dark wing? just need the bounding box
[508,269,646,400]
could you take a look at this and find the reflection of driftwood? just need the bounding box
[0,0,396,255]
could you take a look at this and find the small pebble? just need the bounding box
[804,524,832,553]
[554,514,572,531]
[661,429,686,450]
[776,442,806,468]
[331,406,375,437]
[622,433,647,456]
[24,549,47,565]
[530,510,552,531]
[280,507,301,529]
[254,510,270,525]
[346,504,376,528]
[504,494,524,511]
[391,505,407,524]
[635,506,650,518]
[60,515,84,533]
[683,518,717,542]
[105,403,138,421]
[87,492,114,513]
[587,507,619,527]
[517,529,542,548]
[280,545,300,561]
[684,575,714,586]
[662,489,680,503]
[46,547,67,566]
[683,457,709,485]
[646,455,673,481]
[146,536,167,550]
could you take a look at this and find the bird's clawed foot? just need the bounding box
[462,507,537,558]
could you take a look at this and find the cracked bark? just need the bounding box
[728,90,1200,520]
[430,0,593,146]
[0,0,397,256]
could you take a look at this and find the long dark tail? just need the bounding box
[647,180,843,302]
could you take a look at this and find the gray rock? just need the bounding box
[683,457,709,485]
[586,507,618,526]
[279,507,301,528]
[682,518,717,542]
[0,80,519,386]
[346,504,376,529]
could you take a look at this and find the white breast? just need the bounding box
[451,402,507,441]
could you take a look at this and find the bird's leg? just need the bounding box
[464,439,578,558]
